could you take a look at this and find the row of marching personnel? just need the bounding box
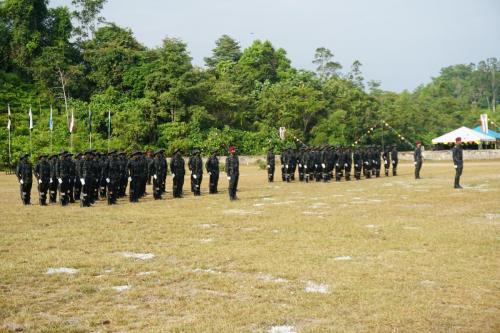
[15,146,241,206]
[266,145,399,182]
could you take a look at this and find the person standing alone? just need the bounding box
[414,141,423,179]
[452,137,463,189]
[226,146,239,201]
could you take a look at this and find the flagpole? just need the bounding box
[107,109,111,153]
[49,104,53,153]
[29,106,33,158]
[88,106,92,149]
[7,104,11,168]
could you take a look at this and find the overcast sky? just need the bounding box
[51,0,500,92]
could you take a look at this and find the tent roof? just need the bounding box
[472,126,500,139]
[431,126,496,144]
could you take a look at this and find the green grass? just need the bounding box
[0,161,499,332]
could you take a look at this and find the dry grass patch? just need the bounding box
[0,161,499,332]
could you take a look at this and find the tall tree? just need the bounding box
[312,47,342,79]
[71,0,107,41]
[204,34,241,69]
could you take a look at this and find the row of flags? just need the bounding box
[5,105,111,134]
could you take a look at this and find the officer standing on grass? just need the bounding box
[170,148,185,198]
[80,150,94,207]
[266,148,275,182]
[382,146,391,176]
[74,153,82,201]
[189,149,203,196]
[34,154,50,206]
[149,149,166,200]
[127,151,142,203]
[353,147,362,180]
[105,151,121,204]
[226,146,239,201]
[48,154,58,203]
[56,151,72,206]
[206,149,220,194]
[452,137,464,189]
[391,146,399,176]
[414,141,423,179]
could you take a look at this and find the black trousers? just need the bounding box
[454,165,463,187]
[74,178,82,200]
[354,164,362,180]
[191,174,202,196]
[129,176,140,202]
[38,179,49,205]
[392,161,398,175]
[267,166,275,182]
[173,174,184,198]
[152,176,162,199]
[80,177,92,207]
[49,179,58,203]
[107,180,118,204]
[384,161,390,176]
[20,182,32,205]
[228,173,239,200]
[415,161,423,179]
[59,177,70,206]
[209,172,219,193]
[344,165,351,180]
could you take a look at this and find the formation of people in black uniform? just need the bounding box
[267,145,400,182]
[16,146,240,206]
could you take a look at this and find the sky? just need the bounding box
[50,0,500,92]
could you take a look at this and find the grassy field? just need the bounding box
[0,160,499,333]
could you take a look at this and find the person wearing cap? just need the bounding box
[353,147,362,180]
[266,148,275,182]
[206,149,220,193]
[170,148,185,198]
[56,151,72,206]
[391,145,399,176]
[48,154,58,203]
[189,149,203,196]
[16,154,33,205]
[104,151,121,204]
[343,147,352,181]
[90,152,101,203]
[414,141,423,179]
[118,152,128,198]
[126,151,142,202]
[382,146,391,177]
[150,149,167,200]
[34,154,51,205]
[80,150,95,207]
[73,153,83,201]
[145,150,154,186]
[225,146,239,201]
[452,137,464,189]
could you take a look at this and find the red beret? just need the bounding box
[416,140,421,145]
[228,146,236,153]
[455,137,461,142]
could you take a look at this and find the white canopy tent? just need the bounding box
[432,126,496,144]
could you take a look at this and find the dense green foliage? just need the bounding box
[1,0,499,166]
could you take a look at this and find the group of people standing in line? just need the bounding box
[266,145,400,182]
[15,146,240,206]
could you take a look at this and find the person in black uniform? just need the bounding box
[343,147,352,181]
[66,153,76,203]
[159,150,167,194]
[414,141,423,179]
[16,154,32,205]
[145,150,153,185]
[56,151,72,206]
[118,152,128,197]
[226,146,239,201]
[206,149,220,194]
[189,149,203,196]
[374,146,381,177]
[105,151,121,204]
[34,154,51,206]
[74,153,82,200]
[363,147,372,179]
[391,146,398,176]
[452,137,463,189]
[170,148,185,198]
[353,148,362,180]
[80,150,94,207]
[98,152,107,199]
[48,154,58,203]
[303,148,311,182]
[149,149,166,200]
[91,151,100,203]
[382,147,391,176]
[127,151,142,202]
[266,148,275,182]
[334,147,343,182]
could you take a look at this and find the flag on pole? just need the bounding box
[88,107,92,133]
[49,105,53,131]
[29,107,33,130]
[480,114,488,133]
[7,104,11,130]
[69,108,75,133]
[107,109,111,135]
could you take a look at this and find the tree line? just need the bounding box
[0,0,499,167]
